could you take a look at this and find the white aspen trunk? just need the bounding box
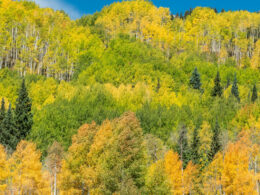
[54,165,57,195]
[182,166,184,195]
[255,156,259,195]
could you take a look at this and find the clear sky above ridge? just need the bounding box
[34,0,260,20]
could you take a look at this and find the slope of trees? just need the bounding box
[0,0,259,80]
[0,0,258,194]
[0,113,259,194]
[0,0,102,80]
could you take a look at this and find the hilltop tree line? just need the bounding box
[0,0,260,80]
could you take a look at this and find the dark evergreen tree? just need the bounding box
[209,120,221,161]
[184,10,189,18]
[177,125,190,168]
[221,8,225,13]
[190,67,202,90]
[211,71,223,97]
[0,98,5,122]
[1,104,18,150]
[226,77,230,89]
[14,79,33,140]
[251,84,258,103]
[190,128,200,164]
[231,74,240,102]
[170,14,174,20]
[156,78,161,93]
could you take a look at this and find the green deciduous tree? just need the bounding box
[145,160,171,195]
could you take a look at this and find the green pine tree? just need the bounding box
[177,125,190,168]
[231,73,240,102]
[211,71,223,97]
[209,120,221,161]
[226,77,231,89]
[156,78,161,93]
[1,104,18,150]
[14,79,33,140]
[190,127,200,164]
[190,67,202,90]
[0,98,5,122]
[251,84,258,103]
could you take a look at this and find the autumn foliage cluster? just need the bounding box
[0,113,259,194]
[0,0,259,194]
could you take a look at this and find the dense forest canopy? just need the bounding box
[0,0,259,194]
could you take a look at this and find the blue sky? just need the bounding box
[34,0,260,19]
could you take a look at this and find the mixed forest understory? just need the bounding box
[0,0,259,194]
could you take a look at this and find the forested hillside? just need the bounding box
[0,0,259,194]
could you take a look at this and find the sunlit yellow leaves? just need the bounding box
[105,82,152,111]
[0,0,103,80]
[60,112,147,194]
[203,131,259,194]
[146,150,200,194]
[96,0,173,50]
[199,121,212,166]
[203,152,223,194]
[145,159,171,194]
[222,132,256,194]
[29,78,57,110]
[164,150,183,194]
[183,161,199,194]
[251,40,260,69]
[9,141,50,194]
[0,145,8,192]
[59,122,99,192]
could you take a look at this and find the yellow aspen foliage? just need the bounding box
[183,161,199,194]
[251,40,260,69]
[204,131,259,194]
[29,76,58,110]
[60,112,147,194]
[250,120,260,194]
[145,160,171,194]
[203,152,224,194]
[164,150,183,194]
[161,151,200,194]
[221,132,256,194]
[0,145,8,192]
[95,0,173,50]
[154,85,181,108]
[230,104,259,132]
[46,141,64,195]
[104,82,152,111]
[9,141,50,194]
[59,122,99,193]
[199,121,212,166]
[57,80,77,100]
